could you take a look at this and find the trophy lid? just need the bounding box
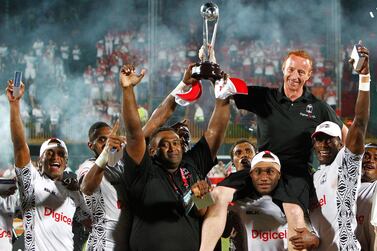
[200,2,219,21]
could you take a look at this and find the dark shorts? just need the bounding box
[218,169,314,214]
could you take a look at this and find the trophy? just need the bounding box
[192,2,222,81]
[350,41,366,72]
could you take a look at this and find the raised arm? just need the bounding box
[80,122,121,195]
[120,65,146,164]
[204,97,230,161]
[143,64,198,139]
[142,95,176,138]
[6,80,30,167]
[346,44,370,154]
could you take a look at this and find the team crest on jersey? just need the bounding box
[299,104,316,119]
[320,172,327,184]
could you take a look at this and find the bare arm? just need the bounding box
[81,123,122,195]
[80,166,105,195]
[341,124,348,145]
[204,97,230,161]
[142,64,198,138]
[142,95,177,138]
[120,65,146,164]
[346,45,370,154]
[200,186,235,251]
[6,80,30,167]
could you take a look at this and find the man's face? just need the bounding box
[362,148,377,182]
[313,133,342,165]
[40,146,67,180]
[151,131,183,170]
[250,165,280,195]
[89,126,111,157]
[232,142,256,171]
[282,55,312,94]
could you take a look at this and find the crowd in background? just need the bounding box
[0,28,362,140]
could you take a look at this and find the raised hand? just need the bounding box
[119,64,146,88]
[349,40,370,75]
[198,44,216,63]
[182,63,198,85]
[5,80,25,102]
[106,120,124,153]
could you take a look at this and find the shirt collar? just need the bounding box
[277,85,312,103]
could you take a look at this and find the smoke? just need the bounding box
[0,94,30,171]
[0,0,376,169]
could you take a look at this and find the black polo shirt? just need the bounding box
[121,136,216,251]
[233,86,342,177]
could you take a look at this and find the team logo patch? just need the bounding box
[320,172,327,184]
[306,104,313,114]
[299,104,316,119]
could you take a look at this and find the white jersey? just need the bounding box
[228,195,288,250]
[15,162,91,251]
[355,181,377,251]
[310,147,362,251]
[0,192,19,251]
[77,159,121,250]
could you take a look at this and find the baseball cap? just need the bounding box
[39,138,68,158]
[311,121,342,140]
[250,150,281,173]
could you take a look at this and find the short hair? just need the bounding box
[230,138,256,161]
[88,121,111,141]
[282,50,313,70]
[149,127,178,147]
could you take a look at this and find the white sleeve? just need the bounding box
[371,183,377,226]
[71,191,92,222]
[77,160,95,182]
[15,162,39,209]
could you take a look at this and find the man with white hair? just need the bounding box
[6,79,91,251]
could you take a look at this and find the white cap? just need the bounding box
[311,121,342,140]
[250,150,281,173]
[39,138,68,158]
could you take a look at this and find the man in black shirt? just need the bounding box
[118,63,231,251]
[202,50,347,250]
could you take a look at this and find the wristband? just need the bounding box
[95,148,109,169]
[359,74,370,91]
[170,81,188,96]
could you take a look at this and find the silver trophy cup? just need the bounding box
[192,2,222,81]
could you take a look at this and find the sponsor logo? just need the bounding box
[117,200,122,209]
[306,104,313,114]
[246,210,260,215]
[251,229,287,241]
[0,228,11,239]
[320,173,327,184]
[299,104,316,119]
[44,207,72,225]
[356,215,364,224]
[312,194,327,209]
[44,187,56,196]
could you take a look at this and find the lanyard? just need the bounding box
[168,167,190,195]
[180,168,189,189]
